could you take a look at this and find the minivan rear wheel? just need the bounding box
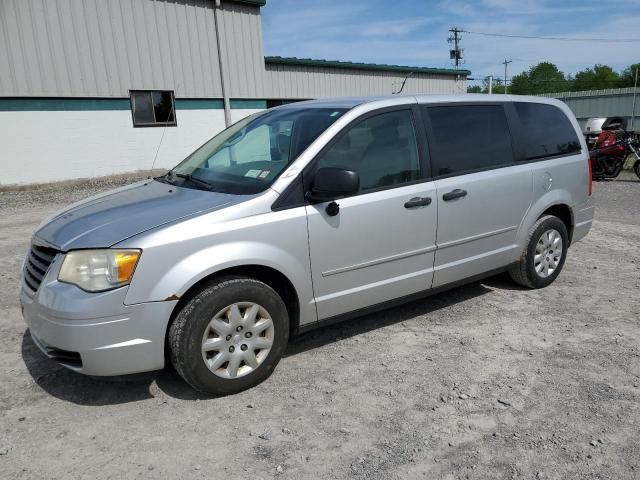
[509,215,569,289]
[168,276,289,395]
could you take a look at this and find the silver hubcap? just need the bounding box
[201,302,274,379]
[534,228,563,278]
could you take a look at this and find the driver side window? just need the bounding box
[316,109,420,192]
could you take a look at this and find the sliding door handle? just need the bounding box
[404,197,432,208]
[442,189,467,201]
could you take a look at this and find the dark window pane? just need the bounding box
[131,92,154,124]
[152,91,175,123]
[514,102,581,160]
[427,105,513,176]
[317,110,420,192]
[267,99,307,109]
[130,90,176,127]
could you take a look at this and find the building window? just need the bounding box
[129,90,176,127]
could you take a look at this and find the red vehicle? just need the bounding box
[588,117,640,180]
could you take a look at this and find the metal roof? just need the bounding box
[541,87,638,98]
[265,56,470,77]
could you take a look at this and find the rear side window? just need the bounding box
[514,103,581,160]
[426,105,513,176]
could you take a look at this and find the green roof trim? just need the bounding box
[229,0,266,6]
[265,56,470,76]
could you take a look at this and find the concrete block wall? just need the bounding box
[0,105,262,186]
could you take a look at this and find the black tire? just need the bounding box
[509,215,569,289]
[168,276,289,395]
[634,160,640,180]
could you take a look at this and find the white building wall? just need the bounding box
[0,108,261,185]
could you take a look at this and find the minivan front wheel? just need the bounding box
[168,276,289,395]
[509,215,569,289]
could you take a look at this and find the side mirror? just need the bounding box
[308,167,359,203]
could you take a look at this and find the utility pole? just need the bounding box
[502,59,512,94]
[488,75,493,94]
[213,0,231,127]
[448,27,464,70]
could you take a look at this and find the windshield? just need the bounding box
[167,106,348,194]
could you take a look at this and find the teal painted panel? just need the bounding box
[176,99,224,110]
[0,98,131,111]
[0,98,265,111]
[230,99,267,109]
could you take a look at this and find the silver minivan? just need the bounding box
[21,95,594,394]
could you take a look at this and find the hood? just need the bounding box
[35,180,238,251]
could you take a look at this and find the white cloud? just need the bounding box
[361,18,438,37]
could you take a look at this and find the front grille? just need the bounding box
[44,346,83,368]
[23,244,59,293]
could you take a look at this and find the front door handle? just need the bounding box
[404,196,432,208]
[442,189,467,201]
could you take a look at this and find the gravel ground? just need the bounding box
[1,178,639,479]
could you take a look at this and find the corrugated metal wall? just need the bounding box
[218,2,266,98]
[265,63,466,98]
[0,0,264,98]
[0,0,461,100]
[544,88,640,128]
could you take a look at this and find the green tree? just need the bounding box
[509,62,568,95]
[619,63,640,87]
[572,64,620,91]
[466,78,508,94]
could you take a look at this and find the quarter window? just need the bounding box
[426,105,513,176]
[316,110,420,192]
[130,90,176,127]
[514,102,581,160]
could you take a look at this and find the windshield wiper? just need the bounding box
[168,171,214,191]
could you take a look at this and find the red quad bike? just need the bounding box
[588,117,640,180]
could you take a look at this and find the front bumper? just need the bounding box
[20,258,177,376]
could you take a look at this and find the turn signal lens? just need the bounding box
[114,251,140,283]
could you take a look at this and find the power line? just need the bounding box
[464,30,640,43]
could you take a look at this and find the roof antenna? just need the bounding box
[393,72,414,94]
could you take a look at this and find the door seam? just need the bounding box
[303,205,320,323]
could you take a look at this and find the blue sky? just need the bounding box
[261,0,640,86]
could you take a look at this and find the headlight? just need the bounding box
[58,249,141,292]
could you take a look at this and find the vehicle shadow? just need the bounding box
[21,330,163,405]
[22,279,496,405]
[285,280,494,357]
[482,272,530,291]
